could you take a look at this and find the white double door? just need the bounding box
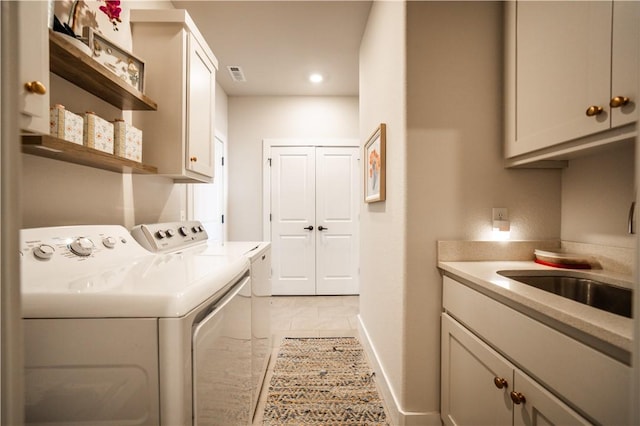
[270,146,359,295]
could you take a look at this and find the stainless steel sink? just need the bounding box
[497,271,633,318]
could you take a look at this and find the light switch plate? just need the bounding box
[492,208,508,221]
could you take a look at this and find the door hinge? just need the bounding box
[269,213,272,222]
[268,158,272,166]
[221,156,225,166]
[221,214,225,224]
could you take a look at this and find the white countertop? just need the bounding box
[438,260,633,359]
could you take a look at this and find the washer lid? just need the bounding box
[22,251,249,318]
[20,225,250,318]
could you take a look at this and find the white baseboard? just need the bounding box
[357,315,442,426]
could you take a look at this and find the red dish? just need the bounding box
[534,258,592,269]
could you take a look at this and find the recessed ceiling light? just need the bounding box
[309,73,324,84]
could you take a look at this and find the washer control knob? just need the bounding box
[102,236,117,249]
[179,226,188,236]
[166,229,176,237]
[69,237,94,257]
[33,244,55,261]
[156,230,167,239]
[192,226,199,233]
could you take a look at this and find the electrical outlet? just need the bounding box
[492,208,508,221]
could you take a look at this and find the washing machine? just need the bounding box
[21,223,251,425]
[131,221,271,419]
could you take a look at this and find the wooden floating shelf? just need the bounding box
[22,134,158,175]
[49,30,158,111]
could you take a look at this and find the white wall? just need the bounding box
[358,1,408,423]
[215,81,228,139]
[359,2,563,423]
[561,141,636,249]
[227,96,359,240]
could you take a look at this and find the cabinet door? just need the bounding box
[186,33,215,178]
[513,370,590,426]
[441,314,513,426]
[510,1,611,157]
[610,0,639,128]
[18,0,50,134]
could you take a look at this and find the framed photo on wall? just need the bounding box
[364,123,386,203]
[83,27,145,93]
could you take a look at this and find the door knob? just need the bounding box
[303,226,314,231]
[493,377,508,389]
[610,96,630,108]
[585,105,603,117]
[190,156,198,162]
[510,391,526,405]
[24,81,47,95]
[318,226,328,231]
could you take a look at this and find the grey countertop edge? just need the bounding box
[438,261,633,365]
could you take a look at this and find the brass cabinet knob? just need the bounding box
[190,156,198,162]
[510,391,526,405]
[24,81,47,95]
[610,96,630,108]
[493,377,508,389]
[585,105,603,117]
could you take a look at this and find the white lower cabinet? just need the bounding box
[441,276,631,425]
[442,314,589,426]
[512,369,589,426]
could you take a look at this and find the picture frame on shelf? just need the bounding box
[364,123,386,203]
[83,27,145,93]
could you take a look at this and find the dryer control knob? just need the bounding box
[33,244,55,260]
[156,230,167,239]
[166,229,176,237]
[69,237,94,257]
[179,226,188,236]
[102,236,117,249]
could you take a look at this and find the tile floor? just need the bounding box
[252,295,360,425]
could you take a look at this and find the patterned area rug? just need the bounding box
[263,337,389,425]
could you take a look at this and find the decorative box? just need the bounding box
[49,104,83,145]
[113,119,143,162]
[83,112,114,154]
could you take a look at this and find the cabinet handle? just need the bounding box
[24,81,47,95]
[610,96,630,108]
[585,106,603,117]
[510,391,526,405]
[190,156,198,162]
[303,226,314,231]
[493,377,508,389]
[318,226,328,231]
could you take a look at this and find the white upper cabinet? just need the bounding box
[131,10,218,183]
[19,0,50,134]
[610,0,639,129]
[505,1,638,165]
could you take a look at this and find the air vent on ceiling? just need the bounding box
[227,66,246,82]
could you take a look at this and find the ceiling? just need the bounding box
[172,1,372,97]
